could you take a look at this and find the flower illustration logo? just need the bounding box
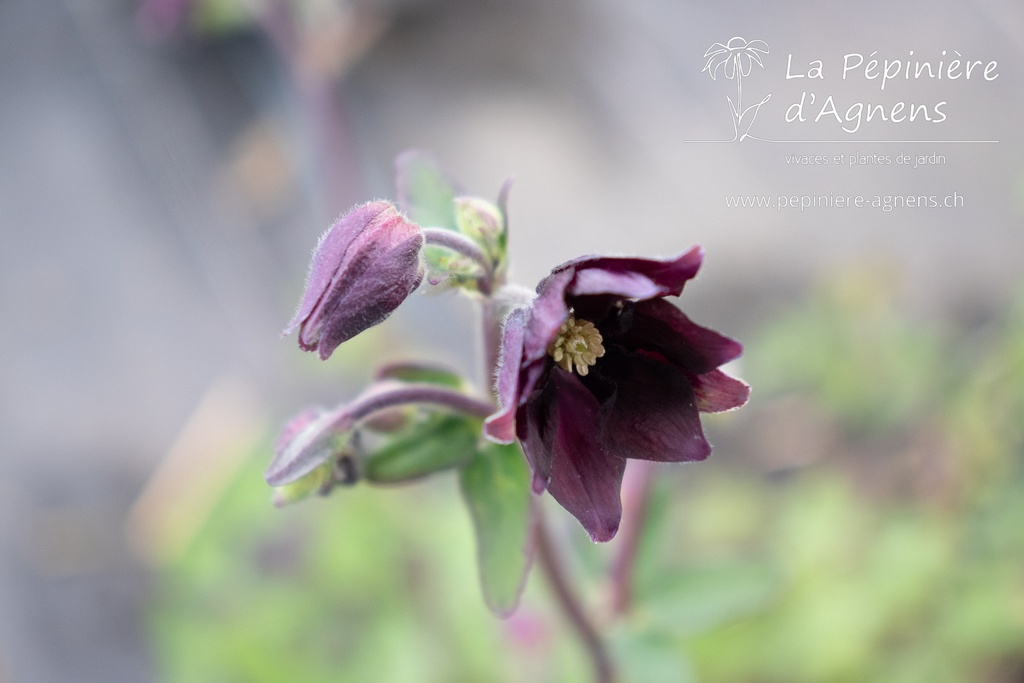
[702,37,771,141]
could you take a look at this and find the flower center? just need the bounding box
[548,314,605,376]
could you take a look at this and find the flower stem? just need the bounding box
[608,459,658,616]
[348,383,495,423]
[535,510,615,683]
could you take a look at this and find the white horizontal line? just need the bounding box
[685,139,999,144]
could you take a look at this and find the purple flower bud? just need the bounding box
[284,201,424,360]
[265,407,354,487]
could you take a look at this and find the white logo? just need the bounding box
[702,37,772,142]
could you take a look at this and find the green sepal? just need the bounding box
[363,413,480,483]
[459,441,534,617]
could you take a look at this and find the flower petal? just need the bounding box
[517,391,555,495]
[593,350,711,463]
[691,369,750,413]
[622,298,743,373]
[285,203,381,337]
[484,307,528,444]
[523,268,574,363]
[312,240,424,359]
[568,267,663,301]
[562,246,704,299]
[542,369,625,542]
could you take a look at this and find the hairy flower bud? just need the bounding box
[284,201,424,360]
[265,407,355,487]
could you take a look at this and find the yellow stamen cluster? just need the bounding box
[548,315,605,376]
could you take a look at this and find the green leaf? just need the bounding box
[374,362,467,390]
[395,150,458,231]
[459,441,534,617]
[363,414,480,483]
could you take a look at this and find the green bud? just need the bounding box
[455,196,505,265]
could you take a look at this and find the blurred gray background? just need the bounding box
[1,0,1021,680]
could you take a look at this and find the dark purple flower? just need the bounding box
[484,246,749,542]
[284,201,424,360]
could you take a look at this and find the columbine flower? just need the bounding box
[484,247,749,542]
[284,201,424,360]
[702,37,769,80]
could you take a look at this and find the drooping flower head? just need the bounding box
[485,247,749,542]
[284,201,424,360]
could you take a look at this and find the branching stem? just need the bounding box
[422,227,494,294]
